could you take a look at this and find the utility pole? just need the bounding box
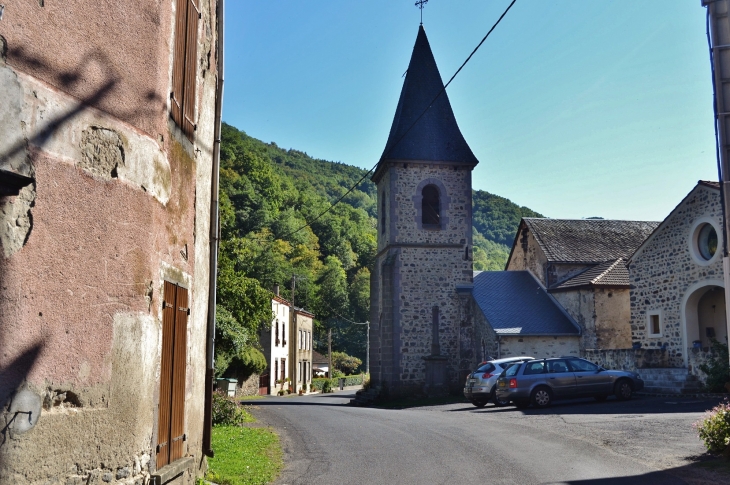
[353,321,370,375]
[704,0,730,366]
[328,328,332,378]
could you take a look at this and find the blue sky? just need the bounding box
[223,1,717,221]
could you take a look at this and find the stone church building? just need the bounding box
[369,26,478,397]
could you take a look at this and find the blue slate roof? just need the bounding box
[473,271,580,336]
[379,25,478,165]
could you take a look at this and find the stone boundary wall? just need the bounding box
[687,347,719,378]
[583,348,670,371]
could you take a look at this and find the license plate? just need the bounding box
[468,379,476,384]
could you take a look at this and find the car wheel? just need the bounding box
[514,400,530,409]
[472,400,487,408]
[615,379,633,401]
[531,386,552,408]
[594,395,608,402]
[491,387,510,407]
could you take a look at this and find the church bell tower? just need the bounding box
[370,25,479,397]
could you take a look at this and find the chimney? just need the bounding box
[274,285,280,297]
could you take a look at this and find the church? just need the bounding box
[369,25,479,397]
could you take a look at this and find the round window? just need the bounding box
[697,223,718,261]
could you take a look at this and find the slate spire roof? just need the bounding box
[379,25,478,166]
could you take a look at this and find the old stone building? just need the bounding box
[506,218,659,351]
[291,309,314,393]
[261,294,292,395]
[0,1,222,484]
[628,181,727,379]
[370,25,478,397]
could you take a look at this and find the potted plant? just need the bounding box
[298,388,304,396]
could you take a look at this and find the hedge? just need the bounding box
[311,374,365,391]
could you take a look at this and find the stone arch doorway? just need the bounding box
[681,279,727,366]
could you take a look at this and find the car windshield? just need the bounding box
[568,358,600,372]
[504,363,521,377]
[475,363,495,373]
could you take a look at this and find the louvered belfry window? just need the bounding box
[422,185,440,226]
[171,0,200,141]
[157,281,189,468]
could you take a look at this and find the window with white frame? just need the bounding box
[647,310,662,337]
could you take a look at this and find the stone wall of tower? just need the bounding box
[371,162,475,396]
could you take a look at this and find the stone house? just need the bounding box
[627,181,727,379]
[370,25,478,397]
[261,294,292,395]
[0,1,222,484]
[291,309,314,393]
[472,271,581,361]
[506,218,659,351]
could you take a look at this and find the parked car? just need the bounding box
[463,356,534,407]
[495,357,644,409]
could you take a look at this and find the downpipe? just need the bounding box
[203,0,224,458]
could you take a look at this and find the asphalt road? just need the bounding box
[251,392,724,485]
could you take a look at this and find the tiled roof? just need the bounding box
[472,271,580,336]
[550,258,629,291]
[379,26,478,166]
[523,218,659,263]
[311,351,328,365]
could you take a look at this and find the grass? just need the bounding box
[374,394,468,409]
[240,395,265,401]
[206,426,283,485]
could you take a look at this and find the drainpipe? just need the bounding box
[203,0,224,458]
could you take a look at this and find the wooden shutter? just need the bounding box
[156,281,176,467]
[182,0,200,140]
[170,0,199,141]
[156,282,189,467]
[170,285,188,462]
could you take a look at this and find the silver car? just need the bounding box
[495,357,645,409]
[463,356,534,407]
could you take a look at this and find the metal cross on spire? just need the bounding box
[415,0,428,25]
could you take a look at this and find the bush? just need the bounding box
[331,369,345,379]
[699,339,730,393]
[212,392,250,426]
[331,351,362,375]
[694,399,730,456]
[321,379,332,393]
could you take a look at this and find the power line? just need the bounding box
[251,0,518,251]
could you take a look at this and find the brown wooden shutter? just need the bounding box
[156,282,189,467]
[170,285,188,462]
[182,0,200,140]
[156,281,177,467]
[170,0,199,141]
[170,0,187,131]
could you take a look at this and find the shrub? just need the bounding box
[694,399,730,456]
[699,339,730,393]
[321,379,332,393]
[331,351,362,375]
[331,369,345,379]
[212,392,249,427]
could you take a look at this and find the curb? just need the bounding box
[635,391,728,398]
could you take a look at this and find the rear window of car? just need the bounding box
[504,363,521,377]
[524,361,546,375]
[475,363,495,373]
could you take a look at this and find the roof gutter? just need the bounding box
[203,0,224,458]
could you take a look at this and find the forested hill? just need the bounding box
[214,122,542,375]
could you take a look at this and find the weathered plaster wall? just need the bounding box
[552,288,631,350]
[0,0,218,482]
[629,185,724,367]
[499,336,580,359]
[552,290,596,348]
[505,224,547,285]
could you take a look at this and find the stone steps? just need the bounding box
[637,368,703,395]
[349,386,381,407]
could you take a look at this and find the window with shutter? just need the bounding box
[157,281,189,467]
[171,0,200,141]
